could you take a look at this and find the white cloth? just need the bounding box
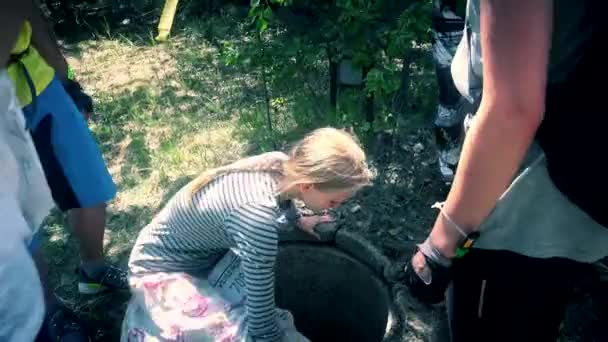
[121,250,310,342]
[0,70,54,341]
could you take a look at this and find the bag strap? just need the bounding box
[7,48,37,117]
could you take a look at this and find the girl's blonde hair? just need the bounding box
[189,127,372,196]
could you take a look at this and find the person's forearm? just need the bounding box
[28,0,70,81]
[0,3,32,66]
[430,101,542,256]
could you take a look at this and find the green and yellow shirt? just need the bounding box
[7,21,55,107]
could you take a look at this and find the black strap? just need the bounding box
[8,48,38,117]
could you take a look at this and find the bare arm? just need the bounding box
[429,0,553,256]
[0,2,32,66]
[28,0,70,81]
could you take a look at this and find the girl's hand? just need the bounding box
[411,250,432,284]
[296,214,334,239]
[404,245,453,305]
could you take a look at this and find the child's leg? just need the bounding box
[23,77,125,293]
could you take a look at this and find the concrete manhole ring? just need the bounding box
[276,225,408,342]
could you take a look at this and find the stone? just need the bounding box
[392,284,446,341]
[388,228,401,236]
[413,142,424,154]
[383,261,407,283]
[382,285,411,342]
[335,228,390,277]
[277,223,338,243]
[315,222,339,241]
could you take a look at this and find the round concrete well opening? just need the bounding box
[275,243,392,342]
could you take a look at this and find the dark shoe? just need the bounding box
[78,264,129,294]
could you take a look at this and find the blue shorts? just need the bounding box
[22,77,117,213]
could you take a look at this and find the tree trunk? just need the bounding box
[330,60,338,111]
[391,52,413,115]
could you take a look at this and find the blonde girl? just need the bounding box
[122,127,372,341]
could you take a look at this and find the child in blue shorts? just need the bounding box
[10,7,129,297]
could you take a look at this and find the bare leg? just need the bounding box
[69,203,128,293]
[68,204,106,264]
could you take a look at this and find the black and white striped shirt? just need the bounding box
[129,170,288,341]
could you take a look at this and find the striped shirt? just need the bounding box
[128,168,290,341]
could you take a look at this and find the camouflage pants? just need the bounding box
[431,1,474,181]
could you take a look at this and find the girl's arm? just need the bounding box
[225,203,282,342]
[429,0,554,256]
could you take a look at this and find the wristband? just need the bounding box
[67,65,75,81]
[417,237,452,269]
[432,202,480,258]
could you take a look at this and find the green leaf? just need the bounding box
[257,18,268,32]
[250,0,260,7]
[248,5,260,18]
[263,7,274,21]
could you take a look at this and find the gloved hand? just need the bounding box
[404,237,453,304]
[62,79,93,120]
